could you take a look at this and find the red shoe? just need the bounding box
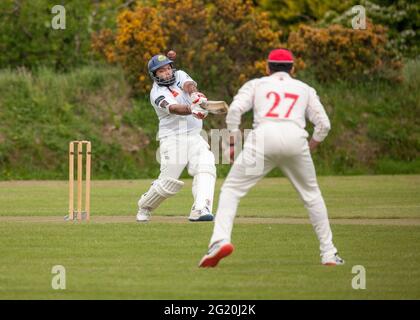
[199,240,234,268]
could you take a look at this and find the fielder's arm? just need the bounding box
[308,138,321,151]
[306,87,331,151]
[226,79,257,131]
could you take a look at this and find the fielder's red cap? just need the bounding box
[268,48,294,63]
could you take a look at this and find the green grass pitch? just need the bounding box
[0,175,419,299]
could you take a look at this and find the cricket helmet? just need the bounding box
[147,54,176,86]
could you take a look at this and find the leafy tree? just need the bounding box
[0,0,127,70]
[319,0,419,57]
[257,0,354,34]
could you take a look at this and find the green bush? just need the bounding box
[258,0,354,35]
[0,0,126,70]
[298,59,420,174]
[0,60,418,180]
[0,65,158,179]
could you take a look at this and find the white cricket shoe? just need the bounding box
[199,240,234,268]
[188,207,214,222]
[322,252,345,266]
[136,208,151,222]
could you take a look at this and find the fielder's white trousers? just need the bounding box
[157,133,216,212]
[210,121,337,257]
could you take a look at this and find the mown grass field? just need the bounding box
[0,175,419,299]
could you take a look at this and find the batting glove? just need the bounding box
[190,92,208,107]
[191,103,208,119]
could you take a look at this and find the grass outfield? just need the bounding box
[0,175,419,299]
[1,175,419,218]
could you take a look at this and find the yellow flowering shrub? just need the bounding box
[199,0,281,96]
[92,5,167,93]
[92,0,281,96]
[91,29,116,63]
[157,0,207,61]
[287,22,403,82]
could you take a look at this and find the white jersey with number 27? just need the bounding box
[226,71,331,142]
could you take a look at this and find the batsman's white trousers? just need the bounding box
[157,133,216,212]
[210,121,337,257]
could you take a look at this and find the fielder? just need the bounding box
[136,54,215,222]
[199,48,345,266]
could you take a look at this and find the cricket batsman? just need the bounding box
[199,48,345,266]
[136,53,215,222]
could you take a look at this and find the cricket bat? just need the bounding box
[203,101,229,115]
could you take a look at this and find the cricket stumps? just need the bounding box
[66,140,91,222]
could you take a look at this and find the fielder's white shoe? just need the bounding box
[136,208,151,222]
[199,240,234,268]
[188,206,214,222]
[322,252,345,266]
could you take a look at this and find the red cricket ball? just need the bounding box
[167,50,176,60]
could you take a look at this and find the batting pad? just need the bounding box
[138,177,184,211]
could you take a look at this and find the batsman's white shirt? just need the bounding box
[150,70,202,140]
